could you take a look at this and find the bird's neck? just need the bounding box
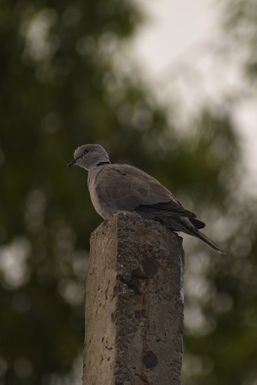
[96,160,111,167]
[86,160,110,171]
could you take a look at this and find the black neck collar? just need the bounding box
[96,161,110,167]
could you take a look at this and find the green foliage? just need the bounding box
[0,0,256,384]
[224,0,257,81]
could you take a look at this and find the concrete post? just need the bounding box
[83,212,184,385]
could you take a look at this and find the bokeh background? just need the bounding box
[0,0,257,384]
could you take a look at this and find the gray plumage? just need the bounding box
[68,144,223,253]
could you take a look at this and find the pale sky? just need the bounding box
[131,0,257,197]
[132,0,219,77]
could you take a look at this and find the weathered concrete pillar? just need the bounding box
[83,212,184,385]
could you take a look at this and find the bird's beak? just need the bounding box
[67,159,77,167]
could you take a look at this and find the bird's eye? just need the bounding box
[83,149,88,155]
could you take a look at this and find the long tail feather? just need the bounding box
[136,209,224,253]
[192,229,224,254]
[178,217,224,254]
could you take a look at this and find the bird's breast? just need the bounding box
[88,168,113,219]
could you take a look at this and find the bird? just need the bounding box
[68,144,223,253]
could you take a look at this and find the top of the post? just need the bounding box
[90,211,183,251]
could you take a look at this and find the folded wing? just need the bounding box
[95,163,205,229]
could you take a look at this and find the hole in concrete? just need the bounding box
[143,351,158,368]
[142,257,158,277]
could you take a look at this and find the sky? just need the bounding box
[132,0,219,77]
[131,0,257,197]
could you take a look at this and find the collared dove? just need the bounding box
[68,144,223,253]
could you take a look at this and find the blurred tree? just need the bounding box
[181,1,257,384]
[224,0,257,82]
[0,0,256,385]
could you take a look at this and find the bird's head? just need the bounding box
[67,144,110,171]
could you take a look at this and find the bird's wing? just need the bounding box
[94,163,222,251]
[94,163,177,210]
[136,201,205,229]
[94,164,203,225]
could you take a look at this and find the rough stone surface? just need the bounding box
[83,212,184,385]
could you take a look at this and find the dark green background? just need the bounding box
[0,1,256,384]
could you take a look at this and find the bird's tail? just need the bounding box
[170,216,224,254]
[136,209,224,253]
[192,229,224,254]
